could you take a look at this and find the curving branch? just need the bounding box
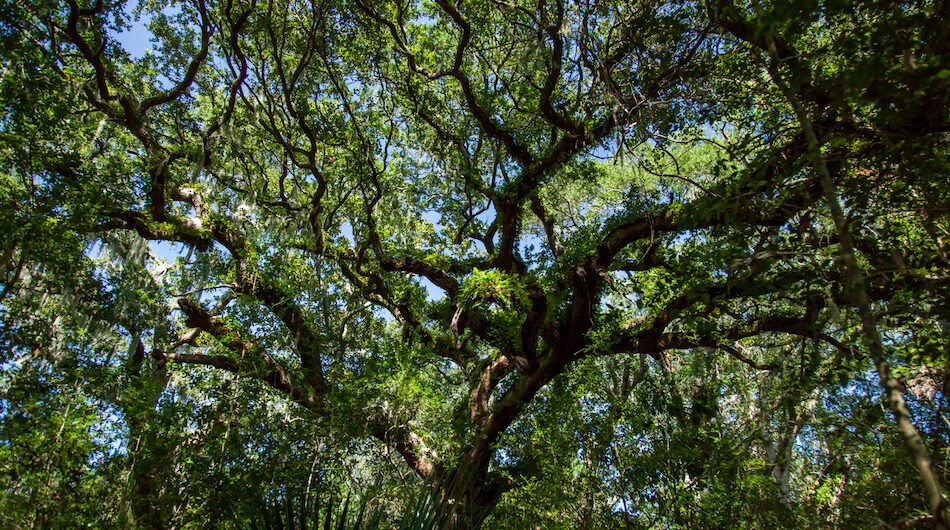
[140,0,213,112]
[174,298,318,407]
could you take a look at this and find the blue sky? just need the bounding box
[114,14,152,58]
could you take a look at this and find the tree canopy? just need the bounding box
[2,0,950,527]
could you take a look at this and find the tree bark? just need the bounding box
[436,452,508,528]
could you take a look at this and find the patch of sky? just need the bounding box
[475,200,496,225]
[516,231,547,260]
[417,276,446,301]
[88,406,128,462]
[612,496,641,518]
[413,13,437,26]
[112,2,213,92]
[111,3,155,59]
[338,220,355,246]
[148,239,189,263]
[492,446,516,467]
[83,238,105,261]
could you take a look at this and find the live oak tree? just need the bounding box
[2,0,950,527]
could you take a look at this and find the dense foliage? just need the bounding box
[2,0,949,527]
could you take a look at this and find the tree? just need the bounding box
[2,0,949,526]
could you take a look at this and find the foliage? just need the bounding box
[1,0,950,527]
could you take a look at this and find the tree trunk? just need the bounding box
[124,333,171,530]
[432,451,508,528]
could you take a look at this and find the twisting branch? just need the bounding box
[140,0,213,112]
[537,0,583,134]
[174,298,318,407]
[719,344,776,371]
[529,194,564,257]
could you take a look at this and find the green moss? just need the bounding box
[144,220,177,239]
[143,217,212,243]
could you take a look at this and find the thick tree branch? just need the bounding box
[174,298,318,407]
[371,422,439,480]
[380,257,460,296]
